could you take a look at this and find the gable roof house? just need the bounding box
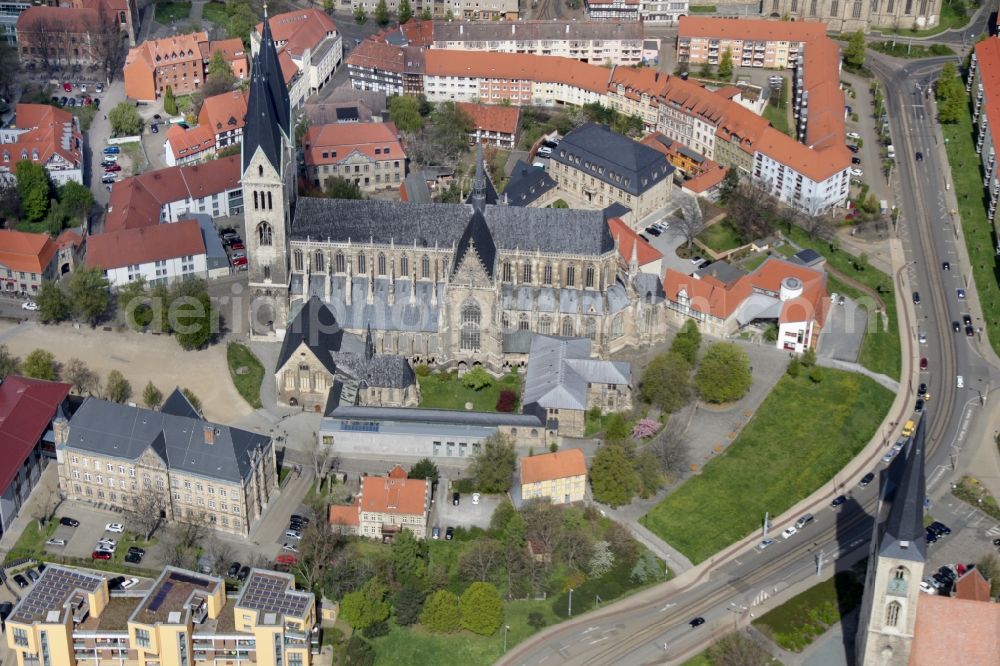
[124,32,248,102]
[165,90,249,166]
[329,465,430,540]
[302,121,406,193]
[0,228,61,295]
[0,104,83,185]
[519,448,587,505]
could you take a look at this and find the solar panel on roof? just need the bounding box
[169,571,210,587]
[147,582,174,612]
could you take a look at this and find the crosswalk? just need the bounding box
[750,589,770,607]
[986,524,1000,537]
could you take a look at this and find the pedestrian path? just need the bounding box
[816,357,900,392]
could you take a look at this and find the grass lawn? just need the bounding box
[119,141,147,174]
[753,570,864,652]
[680,655,714,666]
[695,219,745,253]
[5,520,57,562]
[868,41,955,58]
[154,1,192,23]
[882,0,972,36]
[952,475,1000,521]
[741,252,771,271]
[689,4,717,12]
[227,342,264,409]
[784,226,901,380]
[942,103,1000,359]
[201,2,233,35]
[763,103,793,138]
[418,370,521,412]
[641,370,892,564]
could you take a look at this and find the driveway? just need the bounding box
[818,296,867,362]
[431,480,500,532]
[87,79,127,209]
[643,189,704,275]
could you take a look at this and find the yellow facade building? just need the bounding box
[519,448,588,504]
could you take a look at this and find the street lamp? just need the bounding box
[568,588,574,617]
[504,624,511,652]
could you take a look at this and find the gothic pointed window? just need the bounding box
[905,0,912,12]
[585,266,595,288]
[611,313,624,339]
[253,191,259,210]
[584,318,597,340]
[518,314,529,331]
[335,252,346,273]
[460,301,481,351]
[502,261,512,282]
[522,263,532,283]
[293,249,303,271]
[885,602,901,627]
[267,191,273,210]
[421,255,430,279]
[853,0,862,16]
[378,253,387,276]
[539,315,552,335]
[400,255,409,277]
[258,222,272,246]
[561,317,574,337]
[358,253,366,274]
[258,165,263,177]
[314,251,324,272]
[263,265,271,280]
[543,264,553,285]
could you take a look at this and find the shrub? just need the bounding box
[631,418,659,439]
[496,389,518,412]
[414,363,431,376]
[421,589,461,632]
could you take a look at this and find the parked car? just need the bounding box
[284,529,302,540]
[781,526,797,539]
[25,569,39,582]
[281,542,299,553]
[795,514,815,529]
[919,580,937,594]
[690,256,703,265]
[121,578,139,590]
[850,168,864,177]
[60,517,79,527]
[915,151,924,162]
[62,82,72,92]
[91,551,112,560]
[95,82,104,93]
[227,562,242,577]
[882,447,900,464]
[452,492,460,506]
[127,546,145,556]
[229,242,245,251]
[963,314,973,327]
[953,320,961,332]
[151,123,158,134]
[432,526,441,539]
[445,526,455,540]
[859,472,875,487]
[0,601,13,621]
[928,521,951,536]
[942,261,951,270]
[831,494,847,508]
[101,175,117,184]
[914,399,924,412]
[13,574,28,588]
[912,291,921,305]
[124,551,143,564]
[232,256,248,268]
[104,164,122,172]
[21,301,38,311]
[105,522,124,533]
[920,357,928,370]
[237,565,250,581]
[472,492,481,505]
[756,538,775,551]
[103,146,120,155]
[46,538,67,547]
[645,226,661,236]
[925,528,939,544]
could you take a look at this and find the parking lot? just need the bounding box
[429,480,501,535]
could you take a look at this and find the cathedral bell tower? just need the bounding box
[855,414,928,666]
[242,4,295,340]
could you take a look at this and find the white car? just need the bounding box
[847,131,861,140]
[781,526,798,540]
[284,529,302,539]
[45,538,66,547]
[472,492,481,505]
[918,331,927,344]
[281,542,299,553]
[21,301,38,311]
[850,168,864,178]
[97,539,117,549]
[105,523,124,533]
[919,580,936,595]
[121,578,139,590]
[882,448,899,464]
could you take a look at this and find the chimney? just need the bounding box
[203,424,215,445]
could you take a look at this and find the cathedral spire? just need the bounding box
[242,7,291,174]
[365,323,374,361]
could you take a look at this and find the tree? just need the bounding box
[671,319,702,365]
[15,160,51,222]
[67,267,111,326]
[31,488,59,528]
[489,499,517,532]
[673,208,704,250]
[325,176,363,200]
[170,279,215,349]
[91,5,129,81]
[58,181,94,222]
[695,342,752,404]
[374,0,389,25]
[706,632,774,666]
[164,85,178,116]
[462,366,492,390]
[726,180,776,242]
[142,381,163,409]
[181,388,202,415]
[394,586,426,625]
[630,550,662,584]
[398,0,413,24]
[21,349,57,380]
[590,443,639,507]
[36,281,70,324]
[420,8,432,19]
[460,582,503,636]
[589,540,615,577]
[118,278,153,330]
[976,553,1000,598]
[470,432,517,493]
[936,61,965,124]
[409,457,439,481]
[0,345,19,380]
[389,95,424,133]
[390,529,428,585]
[104,370,132,403]
[717,47,734,80]
[294,521,343,593]
[844,30,866,70]
[427,101,474,163]
[226,2,259,45]
[340,579,391,630]
[64,358,99,396]
[124,490,168,540]
[203,49,236,97]
[420,589,461,632]
[634,447,663,498]
[648,427,690,480]
[354,5,367,23]
[458,537,503,582]
[603,412,630,442]
[344,635,375,666]
[718,167,740,204]
[109,101,142,136]
[639,352,693,414]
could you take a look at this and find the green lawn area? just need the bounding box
[942,102,1000,359]
[154,1,192,23]
[763,103,793,138]
[202,2,233,35]
[227,342,264,409]
[689,4,717,12]
[695,219,746,253]
[641,369,892,564]
[868,41,955,58]
[882,0,973,36]
[741,252,771,271]
[4,520,56,562]
[680,655,714,666]
[418,370,521,412]
[753,570,864,652]
[783,226,901,380]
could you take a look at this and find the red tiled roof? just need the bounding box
[2,104,83,175]
[0,376,71,493]
[520,449,587,485]
[387,464,407,479]
[126,31,209,71]
[86,220,206,270]
[328,498,360,527]
[166,122,216,159]
[398,19,434,47]
[55,228,83,250]
[0,229,58,274]
[910,594,1000,666]
[17,5,101,33]
[608,217,662,267]
[974,38,1000,162]
[684,165,728,193]
[954,568,992,601]
[359,475,427,516]
[424,50,611,93]
[256,9,337,59]
[663,269,752,320]
[167,90,248,159]
[678,16,827,42]
[347,39,405,74]
[456,102,521,136]
[302,122,406,166]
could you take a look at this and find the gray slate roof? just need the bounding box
[277,296,345,374]
[243,14,292,173]
[551,123,673,197]
[334,351,416,389]
[432,20,643,43]
[401,174,432,203]
[503,160,557,207]
[696,261,747,286]
[325,404,543,427]
[522,334,630,411]
[324,276,444,333]
[66,398,272,483]
[879,414,927,562]
[161,388,201,419]
[291,198,614,258]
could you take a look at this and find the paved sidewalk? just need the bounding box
[816,357,900,392]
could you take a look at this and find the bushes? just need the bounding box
[421,589,461,632]
[496,389,518,412]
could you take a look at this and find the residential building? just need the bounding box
[55,390,279,536]
[15,0,136,66]
[350,0,518,20]
[0,376,71,538]
[303,85,387,125]
[0,103,83,185]
[251,8,343,110]
[502,160,560,207]
[165,89,248,166]
[662,256,828,351]
[328,464,431,539]
[4,564,318,666]
[302,121,406,192]
[422,50,610,107]
[457,102,520,149]
[640,0,688,23]
[547,122,673,224]
[345,39,408,95]
[123,31,248,101]
[585,0,641,21]
[641,131,722,178]
[104,155,243,232]
[676,16,826,70]
[55,227,85,275]
[0,228,59,295]
[968,37,1000,221]
[519,448,587,504]
[768,0,940,34]
[0,1,30,46]
[85,219,209,287]
[428,20,645,66]
[275,297,418,411]
[521,334,632,437]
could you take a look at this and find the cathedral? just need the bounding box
[767,0,941,33]
[241,12,667,369]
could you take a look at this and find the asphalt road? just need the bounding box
[499,49,1000,666]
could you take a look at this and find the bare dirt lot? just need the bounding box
[0,320,254,423]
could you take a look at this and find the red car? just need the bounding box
[920,357,928,370]
[230,242,245,251]
[62,82,72,92]
[232,256,248,267]
[83,96,92,106]
[104,164,122,172]
[91,550,112,560]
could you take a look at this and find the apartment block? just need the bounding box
[346,39,407,95]
[302,121,406,192]
[519,449,587,504]
[585,0,641,21]
[350,0,518,20]
[969,37,1000,221]
[676,16,825,69]
[124,31,248,101]
[5,565,317,666]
